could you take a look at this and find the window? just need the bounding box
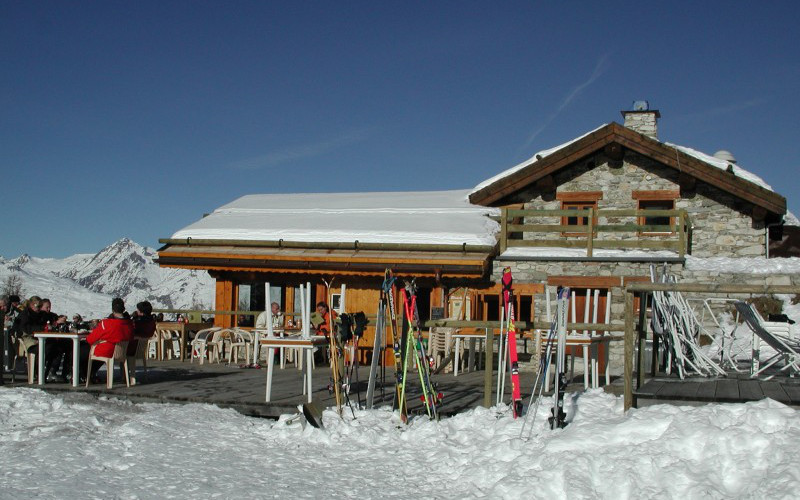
[633,190,679,235]
[557,191,602,237]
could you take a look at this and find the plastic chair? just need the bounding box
[157,329,182,360]
[735,302,800,379]
[206,329,233,364]
[86,341,130,389]
[229,329,254,365]
[11,337,36,384]
[190,327,221,364]
[429,327,459,373]
[126,339,150,385]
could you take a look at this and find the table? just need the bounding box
[252,328,303,368]
[155,322,208,361]
[34,332,88,387]
[260,336,328,403]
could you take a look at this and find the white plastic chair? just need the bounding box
[190,327,222,364]
[156,329,182,360]
[11,337,36,384]
[86,341,130,389]
[735,302,800,379]
[229,329,254,365]
[206,329,233,364]
[126,339,150,385]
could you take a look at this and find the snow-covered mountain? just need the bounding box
[0,238,214,319]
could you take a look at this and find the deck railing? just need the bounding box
[498,208,691,258]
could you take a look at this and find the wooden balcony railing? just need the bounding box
[499,208,691,258]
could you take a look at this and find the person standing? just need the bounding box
[4,295,21,367]
[82,297,134,383]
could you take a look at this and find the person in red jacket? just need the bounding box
[82,297,134,382]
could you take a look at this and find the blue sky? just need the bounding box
[2,1,799,258]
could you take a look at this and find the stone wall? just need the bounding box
[506,151,766,258]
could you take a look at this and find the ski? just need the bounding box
[366,282,387,409]
[403,280,441,419]
[385,270,408,421]
[549,286,570,430]
[502,268,523,418]
[521,286,570,438]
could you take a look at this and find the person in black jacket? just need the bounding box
[16,296,44,353]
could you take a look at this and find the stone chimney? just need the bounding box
[621,101,660,139]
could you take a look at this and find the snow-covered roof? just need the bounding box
[665,143,773,191]
[172,190,500,247]
[471,125,608,195]
[470,124,779,197]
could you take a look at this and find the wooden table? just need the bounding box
[260,336,328,403]
[155,322,209,361]
[34,332,88,387]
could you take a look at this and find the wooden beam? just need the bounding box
[469,127,615,205]
[604,142,624,161]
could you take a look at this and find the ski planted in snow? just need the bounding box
[502,268,524,418]
[402,279,441,419]
[549,286,570,429]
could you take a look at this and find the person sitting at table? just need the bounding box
[41,299,70,382]
[127,301,156,356]
[15,295,44,354]
[314,301,336,337]
[255,302,284,331]
[81,297,134,383]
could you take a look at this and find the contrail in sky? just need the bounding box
[677,98,764,121]
[228,128,370,170]
[520,54,610,152]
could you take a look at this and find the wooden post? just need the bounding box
[678,210,686,258]
[624,289,635,411]
[483,327,493,408]
[500,208,508,254]
[586,207,594,258]
[636,292,648,390]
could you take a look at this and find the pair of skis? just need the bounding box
[520,286,571,438]
[497,268,524,418]
[401,280,441,419]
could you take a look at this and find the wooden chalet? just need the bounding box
[157,106,790,370]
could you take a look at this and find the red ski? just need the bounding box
[502,267,524,418]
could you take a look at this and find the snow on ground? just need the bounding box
[1,388,799,499]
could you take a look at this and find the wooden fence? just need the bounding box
[499,208,691,257]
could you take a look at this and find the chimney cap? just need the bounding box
[621,109,661,119]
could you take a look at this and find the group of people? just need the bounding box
[0,295,156,383]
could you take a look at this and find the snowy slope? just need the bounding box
[0,239,214,318]
[0,388,797,499]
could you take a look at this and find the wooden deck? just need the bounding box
[0,358,547,419]
[633,374,800,406]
